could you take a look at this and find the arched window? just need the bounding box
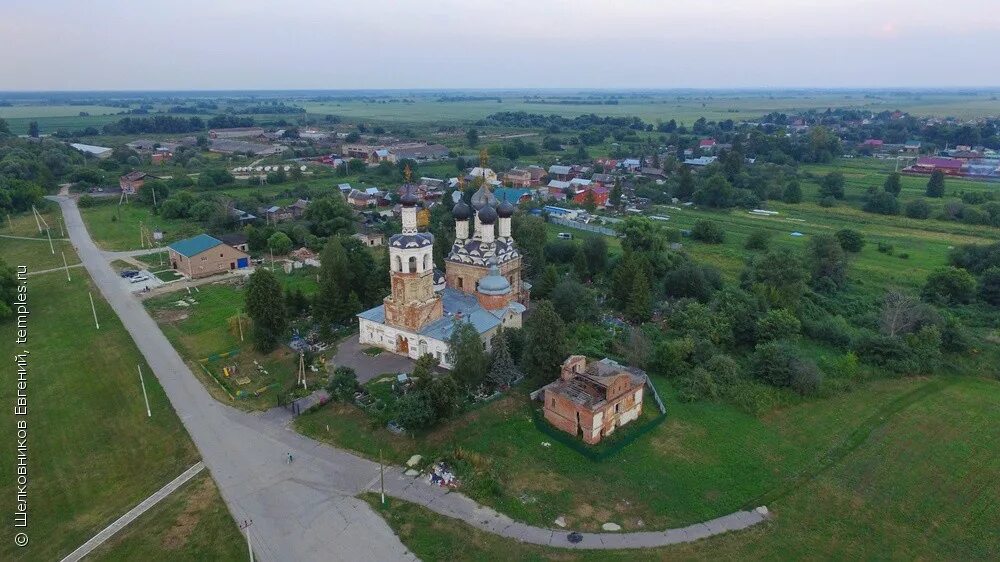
[408,256,417,273]
[423,253,432,271]
[394,255,403,272]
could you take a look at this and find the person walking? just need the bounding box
[287,452,293,464]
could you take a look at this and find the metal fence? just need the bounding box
[548,216,618,237]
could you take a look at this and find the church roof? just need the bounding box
[357,287,522,341]
[389,232,434,248]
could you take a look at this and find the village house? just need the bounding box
[591,172,617,188]
[387,143,450,163]
[504,168,534,188]
[218,232,249,253]
[69,143,113,159]
[540,356,646,445]
[699,138,717,152]
[347,188,384,208]
[352,230,385,247]
[168,234,251,279]
[573,186,610,208]
[547,164,573,181]
[119,170,149,194]
[209,127,265,139]
[288,199,310,219]
[262,205,293,223]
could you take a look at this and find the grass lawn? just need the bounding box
[0,256,211,560]
[362,375,1000,561]
[78,199,202,251]
[155,269,185,282]
[87,472,245,562]
[297,373,936,532]
[144,272,326,410]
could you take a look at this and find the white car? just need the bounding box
[129,274,150,283]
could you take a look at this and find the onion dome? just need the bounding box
[400,184,420,206]
[470,183,497,210]
[477,263,511,295]
[497,198,515,218]
[452,200,472,220]
[477,203,498,224]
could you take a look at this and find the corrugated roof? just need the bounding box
[168,234,223,257]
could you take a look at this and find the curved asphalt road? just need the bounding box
[54,194,768,560]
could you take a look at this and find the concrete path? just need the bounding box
[52,194,768,559]
[26,263,84,276]
[60,462,206,562]
[0,233,69,241]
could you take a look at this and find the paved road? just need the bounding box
[53,194,769,559]
[55,195,416,562]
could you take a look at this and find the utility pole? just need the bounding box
[31,206,42,233]
[62,252,71,281]
[58,215,65,237]
[379,449,385,505]
[45,228,54,254]
[236,313,244,342]
[88,292,100,329]
[137,365,151,417]
[298,353,307,390]
[240,519,254,562]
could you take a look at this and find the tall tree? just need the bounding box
[675,164,695,200]
[610,178,623,207]
[466,128,479,147]
[582,236,608,277]
[626,271,652,322]
[926,169,946,198]
[487,330,517,389]
[446,321,489,388]
[533,264,560,299]
[244,269,287,352]
[572,245,589,281]
[27,121,39,138]
[883,172,902,196]
[521,301,568,385]
[315,237,352,329]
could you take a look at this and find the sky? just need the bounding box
[3,0,1000,91]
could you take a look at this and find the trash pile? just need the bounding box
[428,462,458,488]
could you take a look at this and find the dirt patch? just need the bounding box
[573,502,613,526]
[153,308,189,324]
[161,476,216,550]
[508,469,571,495]
[648,419,708,463]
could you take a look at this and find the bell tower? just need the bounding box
[383,180,443,332]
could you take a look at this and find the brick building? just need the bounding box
[168,234,250,279]
[541,356,645,445]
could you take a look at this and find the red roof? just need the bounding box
[861,139,884,146]
[699,138,716,147]
[915,157,963,170]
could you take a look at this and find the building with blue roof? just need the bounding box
[357,179,527,368]
[168,234,250,279]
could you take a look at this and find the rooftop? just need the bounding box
[168,234,224,257]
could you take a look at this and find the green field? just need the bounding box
[144,271,325,410]
[79,199,203,251]
[88,472,245,562]
[363,375,999,561]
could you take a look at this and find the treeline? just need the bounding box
[101,114,256,135]
[480,111,648,132]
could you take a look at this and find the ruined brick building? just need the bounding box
[541,356,646,445]
[357,170,528,368]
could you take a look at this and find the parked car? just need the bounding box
[129,274,150,283]
[557,232,573,240]
[120,270,140,278]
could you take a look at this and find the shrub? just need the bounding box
[921,266,977,305]
[327,366,358,401]
[725,380,779,415]
[744,229,772,251]
[863,190,900,215]
[789,357,823,396]
[802,314,854,348]
[835,229,865,253]
[704,354,741,387]
[78,194,96,207]
[691,219,726,244]
[756,309,802,341]
[749,341,797,387]
[818,196,836,208]
[819,171,845,199]
[979,267,1000,306]
[877,242,895,255]
[674,367,719,402]
[782,181,803,203]
[904,198,932,219]
[853,333,914,373]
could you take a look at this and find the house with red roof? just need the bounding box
[573,186,610,209]
[698,138,717,151]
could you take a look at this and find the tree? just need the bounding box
[756,309,801,341]
[625,271,652,322]
[675,165,695,200]
[395,392,435,430]
[446,321,489,388]
[863,190,900,215]
[835,229,865,253]
[521,301,568,385]
[905,198,931,219]
[807,234,849,290]
[883,172,902,196]
[609,179,623,207]
[921,266,976,305]
[244,269,287,352]
[745,229,771,251]
[27,121,39,138]
[551,279,598,324]
[487,330,518,389]
[694,174,735,208]
[819,171,845,199]
[315,237,352,328]
[879,291,931,337]
[572,245,589,281]
[327,366,358,401]
[926,169,946,198]
[782,180,803,203]
[691,219,726,243]
[466,128,479,147]
[532,264,559,299]
[741,250,806,308]
[663,262,719,302]
[0,118,10,137]
[582,236,608,277]
[267,232,293,255]
[978,267,1000,306]
[304,197,355,237]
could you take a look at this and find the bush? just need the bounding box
[691,219,726,244]
[77,194,96,207]
[921,266,977,305]
[835,229,865,253]
[725,380,779,415]
[749,341,797,387]
[818,196,836,208]
[819,171,845,199]
[877,242,895,255]
[789,357,823,395]
[904,198,932,219]
[744,229,771,251]
[704,354,740,387]
[756,309,801,341]
[802,314,854,348]
[853,333,914,373]
[863,190,900,215]
[979,267,1000,306]
[782,181,802,204]
[327,366,358,401]
[674,367,719,402]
